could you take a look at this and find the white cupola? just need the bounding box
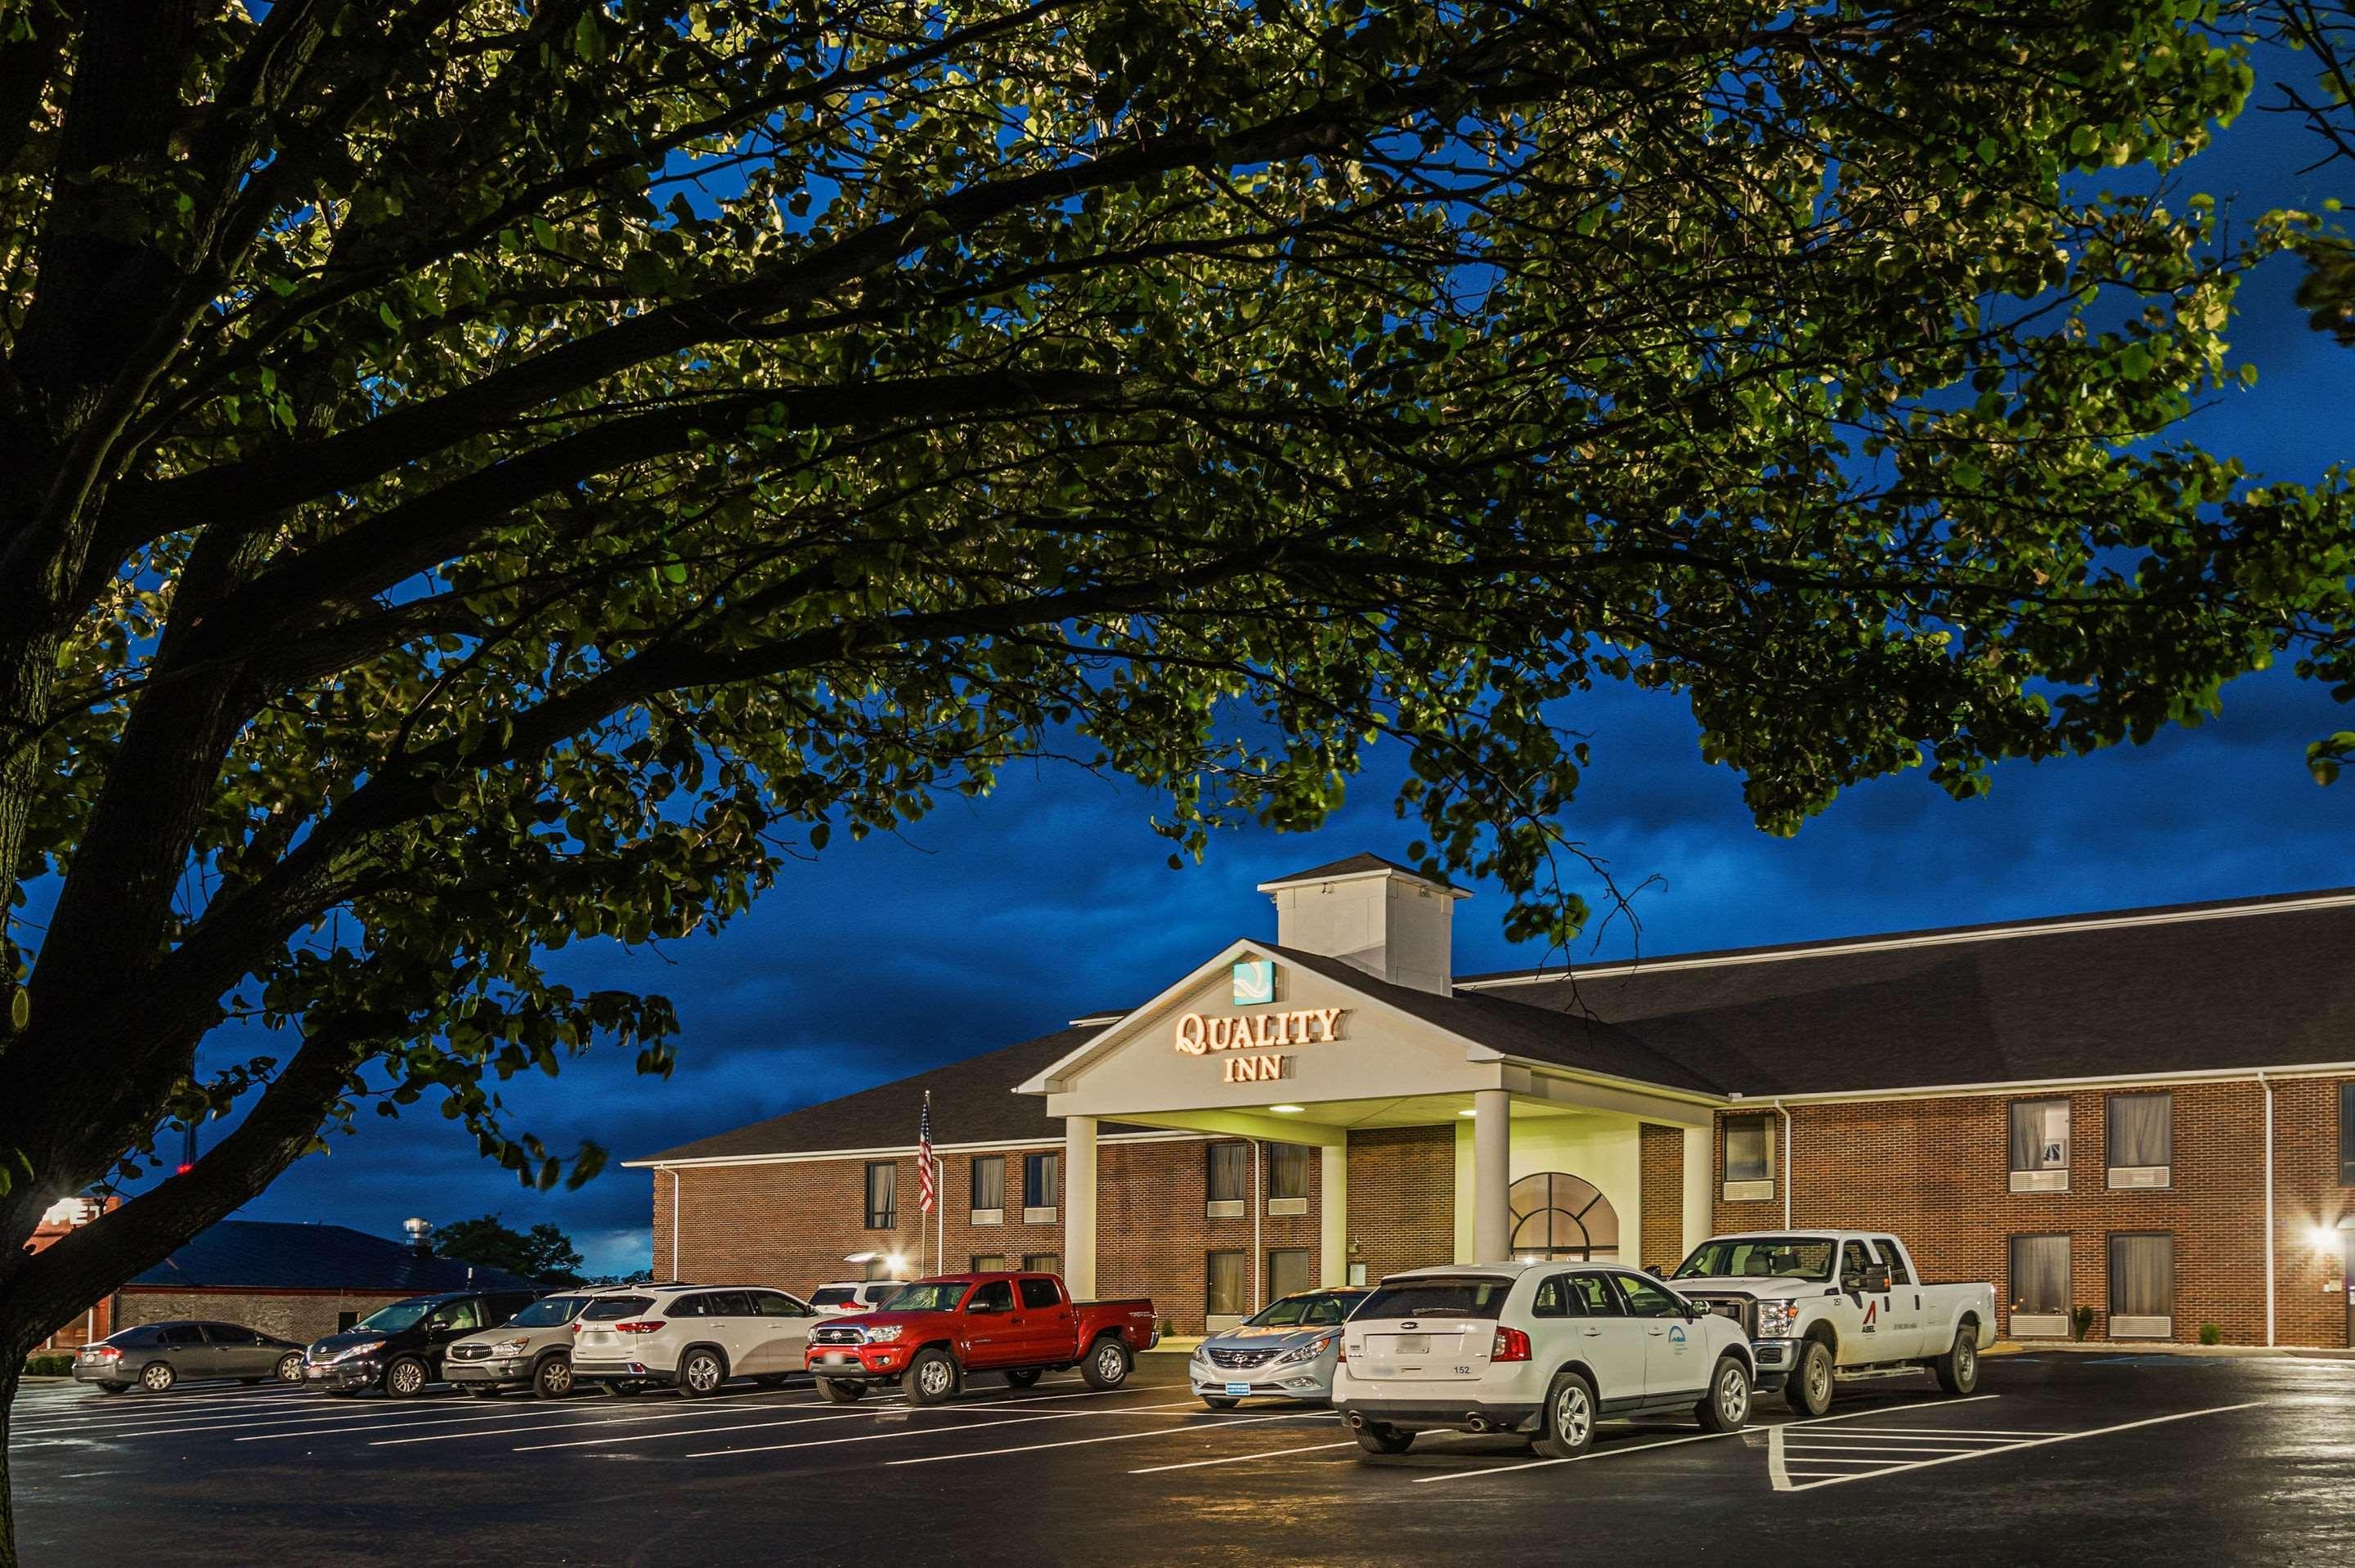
[1256,852,1469,997]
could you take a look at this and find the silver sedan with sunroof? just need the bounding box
[1189,1287,1370,1409]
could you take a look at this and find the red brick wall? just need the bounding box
[1708,1075,2355,1348]
[653,1136,1325,1334]
[118,1288,414,1346]
[1344,1126,1456,1282]
[1639,1123,1685,1271]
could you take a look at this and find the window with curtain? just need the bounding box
[864,1161,896,1229]
[2108,1233,2174,1335]
[970,1155,1006,1217]
[2008,1098,2071,1191]
[1722,1113,1772,1197]
[2106,1093,2173,1187]
[2008,1234,2070,1328]
[1267,1144,1311,1201]
[970,1254,1010,1274]
[1267,1248,1313,1301]
[1022,1252,1061,1275]
[1206,1251,1248,1316]
[2341,1083,2355,1185]
[1024,1151,1060,1209]
[1207,1143,1248,1207]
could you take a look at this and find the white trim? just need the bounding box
[2262,1072,2276,1348]
[1756,1061,2355,1106]
[1254,865,1469,899]
[1016,938,1272,1093]
[624,1129,1206,1171]
[1453,889,2355,990]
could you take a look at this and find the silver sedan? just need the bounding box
[1189,1288,1370,1409]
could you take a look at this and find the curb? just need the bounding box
[1998,1340,2355,1363]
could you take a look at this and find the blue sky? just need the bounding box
[202,47,2355,1278]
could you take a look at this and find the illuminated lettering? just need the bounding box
[1222,1054,1286,1083]
[1173,1008,1350,1058]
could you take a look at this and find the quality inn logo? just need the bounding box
[1231,959,1276,1006]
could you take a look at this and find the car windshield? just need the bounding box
[505,1295,588,1328]
[353,1300,433,1333]
[877,1281,969,1312]
[1243,1292,1353,1328]
[1354,1278,1514,1320]
[810,1288,856,1306]
[1673,1238,1838,1283]
[580,1296,655,1321]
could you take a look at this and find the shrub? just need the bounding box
[22,1354,74,1378]
[2199,1323,2223,1346]
[2071,1306,2096,1342]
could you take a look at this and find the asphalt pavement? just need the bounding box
[7,1349,2353,1566]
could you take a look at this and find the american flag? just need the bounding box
[917,1091,935,1215]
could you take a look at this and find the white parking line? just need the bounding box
[1769,1402,2259,1492]
[374,1392,905,1447]
[1413,1394,2003,1485]
[535,1385,1175,1454]
[9,1391,325,1433]
[679,1397,1217,1461]
[1129,1440,1359,1474]
[886,1410,1335,1467]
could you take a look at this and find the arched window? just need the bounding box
[1507,1172,1619,1261]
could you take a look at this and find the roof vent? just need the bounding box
[1256,852,1469,997]
[402,1217,433,1253]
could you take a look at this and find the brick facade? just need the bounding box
[1638,1122,1685,1271]
[116,1288,415,1345]
[653,1135,1336,1334]
[1342,1126,1456,1283]
[1710,1073,2355,1348]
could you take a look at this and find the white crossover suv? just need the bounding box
[809,1281,902,1315]
[1330,1262,1754,1458]
[570,1283,822,1396]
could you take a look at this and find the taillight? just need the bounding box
[612,1320,666,1334]
[1336,1342,1348,1364]
[90,1346,121,1360]
[1491,1326,1532,1363]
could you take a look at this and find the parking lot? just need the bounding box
[10,1350,2355,1566]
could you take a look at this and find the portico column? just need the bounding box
[1473,1088,1511,1263]
[1065,1115,1098,1299]
[1321,1142,1348,1287]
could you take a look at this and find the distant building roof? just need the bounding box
[1256,852,1458,892]
[125,1221,541,1294]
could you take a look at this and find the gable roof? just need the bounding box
[633,1026,1106,1164]
[1257,851,1458,891]
[125,1221,541,1293]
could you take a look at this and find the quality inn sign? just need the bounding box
[1173,1007,1348,1084]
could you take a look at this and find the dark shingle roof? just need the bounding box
[125,1221,541,1293]
[1466,888,2355,1095]
[1258,852,1455,889]
[637,1026,1102,1163]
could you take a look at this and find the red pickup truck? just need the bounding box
[804,1270,1156,1405]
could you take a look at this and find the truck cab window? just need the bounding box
[1018,1278,1061,1310]
[1873,1239,1913,1286]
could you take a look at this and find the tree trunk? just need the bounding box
[0,1331,27,1568]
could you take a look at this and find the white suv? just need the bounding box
[570,1284,822,1397]
[1330,1263,1754,1458]
[809,1281,902,1315]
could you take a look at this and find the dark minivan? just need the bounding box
[304,1288,539,1397]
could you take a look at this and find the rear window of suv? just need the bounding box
[1355,1277,1515,1320]
[581,1296,655,1321]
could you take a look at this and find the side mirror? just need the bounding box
[1862,1266,1892,1293]
[1682,1300,1702,1321]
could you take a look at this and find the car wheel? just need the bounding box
[815,1377,867,1404]
[1201,1396,1240,1411]
[1533,1369,1597,1461]
[1081,1337,1130,1390]
[1695,1355,1752,1433]
[1353,1422,1414,1455]
[904,1348,960,1405]
[384,1356,429,1399]
[1788,1338,1834,1418]
[1934,1326,1981,1396]
[274,1352,304,1385]
[1004,1369,1043,1389]
[678,1347,728,1398]
[534,1357,575,1400]
[138,1361,176,1393]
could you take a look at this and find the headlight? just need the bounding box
[492,1337,531,1355]
[330,1339,386,1363]
[864,1325,903,1343]
[1276,1335,1334,1365]
[1754,1301,1800,1339]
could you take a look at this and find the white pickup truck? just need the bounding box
[1663,1230,1996,1417]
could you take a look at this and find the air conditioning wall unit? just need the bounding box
[2010,1170,2069,1194]
[1267,1197,1309,1217]
[1206,1199,1245,1219]
[2107,1167,2170,1189]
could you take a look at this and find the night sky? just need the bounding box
[172,51,2355,1277]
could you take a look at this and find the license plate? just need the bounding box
[822,1352,855,1366]
[1392,1335,1430,1355]
[1224,1382,1250,1397]
[304,1366,327,1380]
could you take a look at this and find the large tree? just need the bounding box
[0,1,2339,1555]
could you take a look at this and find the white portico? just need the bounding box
[1017,856,1720,1302]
